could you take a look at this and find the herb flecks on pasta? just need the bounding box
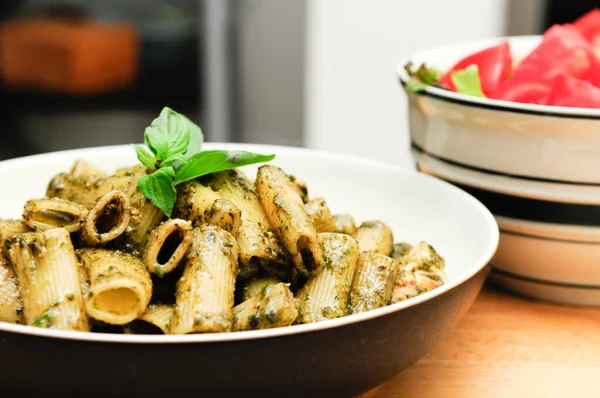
[0,106,448,335]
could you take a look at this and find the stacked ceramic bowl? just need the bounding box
[397,35,600,307]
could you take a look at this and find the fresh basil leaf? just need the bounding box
[137,166,177,217]
[144,107,191,161]
[174,150,276,185]
[185,117,204,158]
[451,65,486,98]
[161,153,188,168]
[131,144,157,170]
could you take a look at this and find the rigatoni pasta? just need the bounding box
[0,219,30,258]
[295,233,360,323]
[233,282,297,331]
[287,174,309,204]
[390,241,448,304]
[9,228,89,331]
[355,220,394,255]
[120,176,165,252]
[70,159,108,178]
[46,169,163,252]
[333,214,357,237]
[77,248,152,325]
[256,165,323,277]
[0,156,448,334]
[391,242,413,262]
[175,181,242,236]
[22,197,88,233]
[208,169,288,280]
[348,252,399,314]
[304,197,336,233]
[81,190,132,245]
[46,172,134,210]
[237,274,281,303]
[0,254,24,324]
[170,225,238,334]
[125,304,174,334]
[142,218,192,276]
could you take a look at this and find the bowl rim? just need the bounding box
[396,34,600,119]
[0,143,499,344]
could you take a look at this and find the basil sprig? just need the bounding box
[132,107,275,217]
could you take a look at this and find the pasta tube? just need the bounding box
[333,214,357,237]
[46,167,163,250]
[175,180,220,224]
[355,220,394,255]
[304,197,336,233]
[256,165,323,277]
[389,270,433,303]
[206,199,242,236]
[76,260,90,298]
[0,219,30,258]
[113,165,147,178]
[69,159,108,178]
[233,282,298,331]
[391,242,413,262]
[46,172,133,209]
[208,169,288,280]
[237,274,281,302]
[124,304,174,334]
[142,218,193,276]
[287,174,309,204]
[9,228,89,331]
[295,233,359,323]
[348,252,398,314]
[0,254,24,324]
[81,190,132,245]
[171,225,239,334]
[175,181,241,235]
[402,241,446,279]
[122,178,165,253]
[22,197,88,233]
[77,248,152,325]
[390,241,447,303]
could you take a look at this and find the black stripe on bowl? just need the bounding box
[411,141,600,187]
[490,267,600,290]
[416,167,600,226]
[399,78,600,120]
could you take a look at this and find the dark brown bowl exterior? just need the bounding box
[1,266,488,398]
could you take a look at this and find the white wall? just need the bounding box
[304,0,507,168]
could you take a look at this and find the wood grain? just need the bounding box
[363,282,600,398]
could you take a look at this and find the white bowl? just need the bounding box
[0,144,499,397]
[397,35,600,306]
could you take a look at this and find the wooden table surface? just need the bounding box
[363,282,600,398]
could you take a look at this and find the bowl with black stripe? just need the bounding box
[397,35,600,307]
[0,144,499,397]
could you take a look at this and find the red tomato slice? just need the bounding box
[490,77,552,105]
[511,24,600,84]
[573,8,600,46]
[440,41,512,96]
[546,73,600,108]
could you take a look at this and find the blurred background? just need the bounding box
[0,0,597,166]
